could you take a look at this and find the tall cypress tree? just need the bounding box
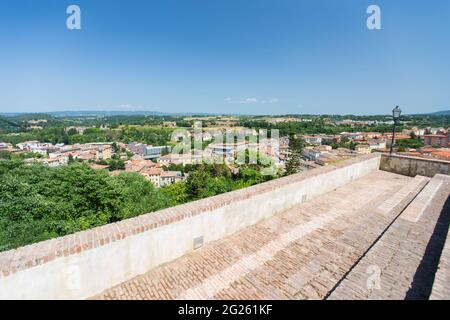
[285,133,304,176]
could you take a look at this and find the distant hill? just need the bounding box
[407,110,450,117]
[427,110,450,116]
[0,110,219,118]
[0,113,54,120]
[0,117,22,128]
[46,110,168,117]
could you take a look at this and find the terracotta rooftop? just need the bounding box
[144,168,163,175]
[423,134,447,138]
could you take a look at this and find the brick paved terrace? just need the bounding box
[1,154,449,300]
[94,171,449,300]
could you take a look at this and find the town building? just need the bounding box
[0,142,14,152]
[340,132,365,141]
[303,148,322,161]
[159,153,203,166]
[205,141,248,160]
[321,135,341,144]
[363,132,382,139]
[141,168,163,187]
[16,141,52,155]
[127,142,147,156]
[162,121,177,128]
[160,171,183,187]
[422,134,449,147]
[368,139,387,151]
[355,144,371,154]
[24,155,69,167]
[144,146,171,159]
[126,142,170,160]
[303,135,322,145]
[42,156,69,167]
[65,126,89,135]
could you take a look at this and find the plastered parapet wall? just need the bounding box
[380,154,450,177]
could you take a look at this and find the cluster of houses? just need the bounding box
[297,132,386,166]
[2,124,450,187]
[298,126,450,164]
[111,126,447,184]
[1,140,185,188]
[399,127,450,160]
[331,119,391,126]
[401,148,450,161]
[153,137,281,167]
[0,140,114,167]
[11,141,114,167]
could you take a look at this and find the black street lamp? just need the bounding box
[389,106,402,155]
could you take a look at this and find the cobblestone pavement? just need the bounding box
[93,171,447,300]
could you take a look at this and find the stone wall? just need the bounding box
[380,154,450,177]
[0,154,381,300]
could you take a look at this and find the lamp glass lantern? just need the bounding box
[392,106,402,121]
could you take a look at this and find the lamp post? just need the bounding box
[389,106,402,155]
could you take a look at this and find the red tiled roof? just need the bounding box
[423,134,447,138]
[144,168,163,175]
[430,150,450,159]
[421,148,438,153]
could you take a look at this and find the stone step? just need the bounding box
[278,175,432,299]
[400,177,444,223]
[376,175,430,216]
[429,175,450,300]
[327,174,450,300]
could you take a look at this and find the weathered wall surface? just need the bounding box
[380,154,450,177]
[0,154,381,300]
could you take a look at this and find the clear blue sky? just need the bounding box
[0,0,449,115]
